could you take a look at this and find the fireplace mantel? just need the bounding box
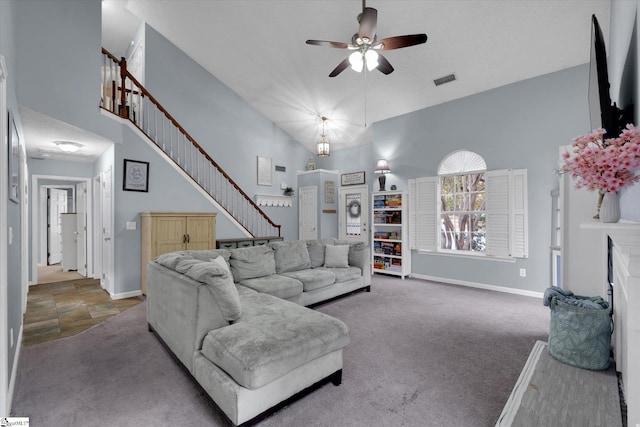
[581,219,639,426]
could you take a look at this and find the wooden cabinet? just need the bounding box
[140,212,217,294]
[371,191,410,279]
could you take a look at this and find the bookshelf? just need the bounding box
[371,191,410,279]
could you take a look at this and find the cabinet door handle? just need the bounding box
[183,234,187,244]
[187,234,190,243]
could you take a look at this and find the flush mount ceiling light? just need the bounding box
[316,116,330,157]
[55,141,83,153]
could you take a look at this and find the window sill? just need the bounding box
[415,249,516,263]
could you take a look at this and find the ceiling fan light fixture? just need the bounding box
[55,141,83,153]
[349,51,364,72]
[364,49,379,71]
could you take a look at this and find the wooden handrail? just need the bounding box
[101,47,281,236]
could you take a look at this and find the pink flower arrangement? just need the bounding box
[562,124,640,192]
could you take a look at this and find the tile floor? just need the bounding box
[23,278,142,346]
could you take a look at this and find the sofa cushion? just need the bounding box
[238,274,303,300]
[201,292,350,389]
[282,268,335,292]
[155,252,194,270]
[324,245,350,268]
[270,240,312,273]
[306,239,335,268]
[184,249,231,262]
[316,266,362,283]
[335,240,368,266]
[229,245,276,282]
[179,260,242,323]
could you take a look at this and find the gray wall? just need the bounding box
[329,64,592,293]
[143,23,310,239]
[0,0,23,401]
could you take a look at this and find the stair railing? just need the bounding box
[101,48,281,238]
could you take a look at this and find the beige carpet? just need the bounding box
[37,265,84,284]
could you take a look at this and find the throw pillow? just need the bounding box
[210,255,232,275]
[182,261,242,323]
[324,244,350,268]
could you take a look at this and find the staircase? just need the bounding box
[100,48,280,238]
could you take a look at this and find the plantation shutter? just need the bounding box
[485,169,528,258]
[414,177,438,251]
[409,179,416,249]
[485,170,511,257]
[512,169,528,258]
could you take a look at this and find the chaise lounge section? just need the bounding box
[146,239,370,425]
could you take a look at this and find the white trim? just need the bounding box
[410,272,544,298]
[0,53,9,417]
[6,324,23,414]
[102,110,252,237]
[31,176,93,284]
[495,340,546,426]
[109,289,142,300]
[416,249,516,263]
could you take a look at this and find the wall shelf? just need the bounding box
[255,194,292,207]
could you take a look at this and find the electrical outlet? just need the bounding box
[519,268,526,277]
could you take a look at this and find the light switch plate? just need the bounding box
[126,221,137,230]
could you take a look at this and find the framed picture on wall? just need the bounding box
[257,156,272,186]
[123,159,149,192]
[8,110,20,204]
[341,171,365,186]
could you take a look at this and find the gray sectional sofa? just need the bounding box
[146,239,371,426]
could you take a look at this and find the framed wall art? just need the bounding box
[257,156,272,186]
[8,110,20,204]
[123,159,149,192]
[341,171,366,186]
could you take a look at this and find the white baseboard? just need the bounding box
[109,290,142,300]
[7,324,23,415]
[410,273,544,299]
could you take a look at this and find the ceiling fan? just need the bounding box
[306,0,427,77]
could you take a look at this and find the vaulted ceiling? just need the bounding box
[26,0,613,160]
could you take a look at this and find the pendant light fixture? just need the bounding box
[316,116,330,157]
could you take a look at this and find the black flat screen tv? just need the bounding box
[589,14,631,137]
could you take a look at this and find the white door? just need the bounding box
[299,186,317,240]
[76,182,87,277]
[93,175,102,280]
[339,185,369,242]
[48,188,67,264]
[102,168,113,292]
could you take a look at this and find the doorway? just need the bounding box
[338,185,369,242]
[31,175,93,285]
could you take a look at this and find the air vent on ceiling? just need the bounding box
[434,73,456,86]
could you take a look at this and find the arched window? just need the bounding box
[409,151,528,259]
[438,151,487,252]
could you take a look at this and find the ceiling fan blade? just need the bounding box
[376,53,394,75]
[329,58,351,77]
[357,7,377,42]
[374,34,428,51]
[306,40,350,49]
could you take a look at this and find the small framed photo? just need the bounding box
[123,159,149,192]
[341,171,366,186]
[8,110,20,204]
